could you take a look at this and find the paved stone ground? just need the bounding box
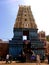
[0,61,48,65]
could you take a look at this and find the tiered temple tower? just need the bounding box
[9,5,45,61]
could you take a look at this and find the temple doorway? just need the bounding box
[23,40,32,62]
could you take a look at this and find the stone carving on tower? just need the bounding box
[14,6,37,29]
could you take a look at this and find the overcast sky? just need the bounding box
[0,0,49,41]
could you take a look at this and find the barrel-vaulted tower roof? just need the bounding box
[14,5,37,29]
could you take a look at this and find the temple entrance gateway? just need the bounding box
[23,40,31,62]
[9,6,45,62]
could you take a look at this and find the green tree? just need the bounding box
[46,35,49,42]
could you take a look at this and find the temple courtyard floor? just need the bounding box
[0,60,48,65]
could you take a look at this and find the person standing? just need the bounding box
[6,54,9,63]
[36,54,40,65]
[9,54,12,63]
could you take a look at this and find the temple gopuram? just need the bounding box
[9,5,45,62]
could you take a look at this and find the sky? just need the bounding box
[0,0,49,41]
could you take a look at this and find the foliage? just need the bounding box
[46,35,49,42]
